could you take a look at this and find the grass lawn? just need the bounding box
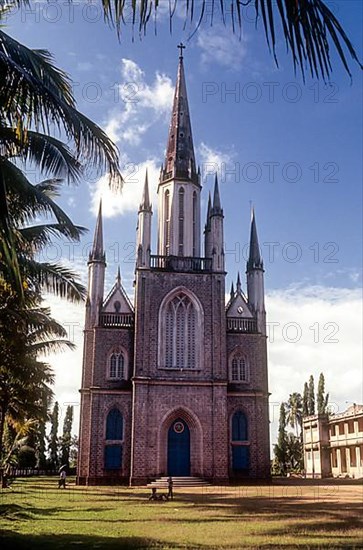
[0,477,362,549]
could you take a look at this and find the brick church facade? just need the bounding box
[77,51,270,485]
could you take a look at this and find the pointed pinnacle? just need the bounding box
[90,199,104,261]
[140,169,152,211]
[230,281,235,299]
[116,266,121,284]
[205,192,212,229]
[236,272,242,292]
[247,208,263,271]
[212,174,222,213]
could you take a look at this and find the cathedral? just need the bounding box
[77,49,270,485]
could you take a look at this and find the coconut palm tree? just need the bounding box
[0,291,72,461]
[0,6,122,295]
[3,167,86,301]
[286,392,303,437]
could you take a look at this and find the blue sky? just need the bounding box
[6,2,362,439]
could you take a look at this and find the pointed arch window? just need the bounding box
[232,411,248,441]
[105,408,123,470]
[192,191,197,256]
[178,187,185,256]
[164,190,170,255]
[230,353,249,383]
[109,352,125,380]
[106,408,123,440]
[159,291,203,370]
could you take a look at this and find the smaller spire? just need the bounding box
[116,266,121,285]
[139,169,152,212]
[212,174,223,215]
[90,199,105,262]
[230,281,235,300]
[205,192,212,230]
[236,272,242,293]
[247,208,263,271]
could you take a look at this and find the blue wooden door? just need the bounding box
[167,419,190,476]
[232,446,250,471]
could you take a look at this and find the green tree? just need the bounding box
[317,372,329,415]
[286,392,303,437]
[69,435,79,469]
[273,403,288,475]
[48,401,59,470]
[35,419,47,470]
[308,375,315,415]
[60,406,73,468]
[0,294,69,458]
[302,382,309,417]
[285,433,303,472]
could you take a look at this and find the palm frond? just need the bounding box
[0,29,123,184]
[0,165,24,298]
[21,259,86,302]
[0,127,83,183]
[96,0,362,80]
[19,223,87,251]
[1,160,80,230]
[30,339,76,356]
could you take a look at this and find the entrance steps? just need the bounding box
[147,476,210,488]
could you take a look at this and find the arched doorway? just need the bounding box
[167,418,190,476]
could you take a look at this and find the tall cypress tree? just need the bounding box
[36,420,47,469]
[60,406,73,467]
[317,373,329,415]
[308,375,315,415]
[274,403,288,475]
[302,382,309,417]
[48,401,59,469]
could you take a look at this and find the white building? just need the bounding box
[303,404,363,479]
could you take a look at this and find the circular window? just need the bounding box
[237,306,244,315]
[173,421,184,434]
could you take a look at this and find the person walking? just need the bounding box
[58,469,66,489]
[167,476,173,501]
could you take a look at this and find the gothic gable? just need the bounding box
[102,278,134,314]
[226,291,253,318]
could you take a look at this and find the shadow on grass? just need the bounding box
[0,529,361,549]
[0,532,194,550]
[0,504,116,522]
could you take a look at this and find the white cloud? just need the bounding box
[76,61,92,72]
[197,25,247,70]
[198,141,234,182]
[104,59,174,146]
[90,159,160,218]
[267,284,362,442]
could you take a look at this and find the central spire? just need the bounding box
[161,44,197,184]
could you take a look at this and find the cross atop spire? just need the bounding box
[177,42,185,59]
